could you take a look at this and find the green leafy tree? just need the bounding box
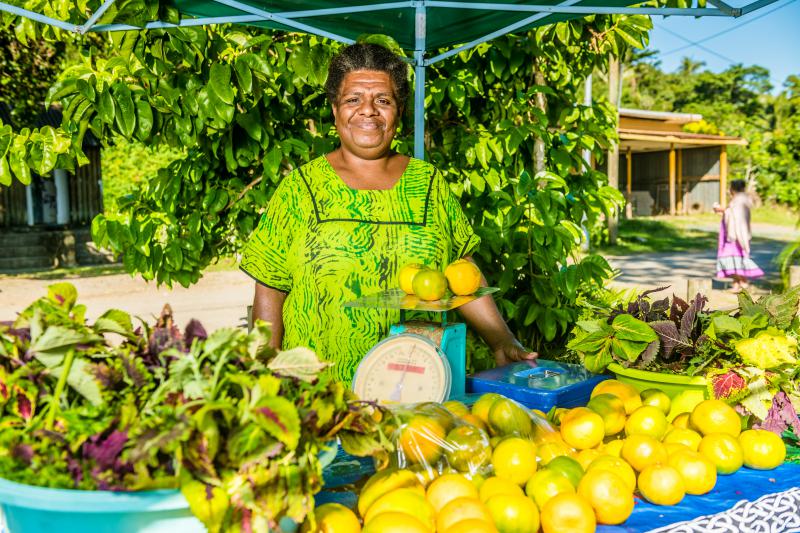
[0,7,653,353]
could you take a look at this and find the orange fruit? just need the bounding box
[586,393,627,436]
[426,473,479,512]
[621,434,668,472]
[478,476,524,502]
[672,412,691,429]
[546,455,585,488]
[358,469,424,517]
[436,497,493,532]
[445,425,492,473]
[442,519,498,533]
[574,448,604,471]
[738,429,786,470]
[461,413,490,433]
[398,415,447,465]
[471,393,501,426]
[409,465,439,487]
[540,493,596,533]
[487,398,533,437]
[364,488,436,530]
[485,493,540,533]
[361,511,430,533]
[689,400,741,437]
[412,269,447,301]
[443,400,470,417]
[591,380,642,414]
[491,437,537,486]
[445,259,482,296]
[414,402,457,433]
[602,438,624,457]
[577,469,634,525]
[525,468,575,509]
[667,449,717,495]
[537,440,574,465]
[698,433,744,475]
[663,428,703,451]
[625,405,669,440]
[638,464,686,506]
[399,263,427,295]
[560,407,605,450]
[304,503,362,533]
[640,389,671,415]
[586,455,636,492]
[664,442,692,457]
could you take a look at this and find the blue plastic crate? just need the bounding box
[466,359,609,412]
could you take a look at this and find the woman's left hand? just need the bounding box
[493,339,538,366]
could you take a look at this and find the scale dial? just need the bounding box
[352,334,451,404]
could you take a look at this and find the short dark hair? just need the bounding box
[730,179,746,193]
[325,43,410,111]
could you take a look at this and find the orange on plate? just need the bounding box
[525,468,575,510]
[586,455,636,493]
[399,264,427,295]
[624,405,669,440]
[412,269,447,301]
[668,449,717,495]
[445,259,482,296]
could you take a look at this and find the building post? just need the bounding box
[719,145,728,208]
[54,168,70,225]
[607,55,620,244]
[625,147,633,218]
[668,143,676,215]
[25,185,35,226]
[676,148,683,215]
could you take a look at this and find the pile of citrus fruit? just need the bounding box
[399,260,482,301]
[306,383,787,533]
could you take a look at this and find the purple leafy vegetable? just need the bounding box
[755,392,800,436]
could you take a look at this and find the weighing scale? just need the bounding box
[346,288,608,408]
[346,287,499,403]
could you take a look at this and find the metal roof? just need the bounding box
[0,0,782,158]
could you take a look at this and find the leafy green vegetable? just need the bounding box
[0,283,389,531]
[735,332,798,369]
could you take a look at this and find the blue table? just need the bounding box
[600,463,800,532]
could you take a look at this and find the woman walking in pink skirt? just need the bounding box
[715,179,763,292]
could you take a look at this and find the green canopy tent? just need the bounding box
[0,0,781,158]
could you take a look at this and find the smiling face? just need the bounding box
[332,70,400,160]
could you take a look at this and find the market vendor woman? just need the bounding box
[241,43,535,384]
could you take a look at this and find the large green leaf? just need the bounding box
[611,314,657,343]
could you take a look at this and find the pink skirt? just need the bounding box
[716,221,763,279]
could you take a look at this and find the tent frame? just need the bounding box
[0,0,782,158]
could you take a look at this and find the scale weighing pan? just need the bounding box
[344,287,499,314]
[466,359,610,412]
[348,287,499,404]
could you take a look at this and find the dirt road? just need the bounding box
[0,270,255,331]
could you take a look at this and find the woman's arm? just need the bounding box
[456,259,537,366]
[252,283,287,350]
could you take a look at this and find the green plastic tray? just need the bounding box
[607,363,709,421]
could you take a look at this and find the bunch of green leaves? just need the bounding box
[1,5,654,354]
[0,283,389,532]
[567,314,658,372]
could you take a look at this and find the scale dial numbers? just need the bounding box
[353,334,451,404]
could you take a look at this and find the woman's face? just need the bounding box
[332,70,400,160]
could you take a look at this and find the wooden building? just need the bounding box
[0,104,108,271]
[617,108,747,216]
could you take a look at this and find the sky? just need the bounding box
[645,0,800,91]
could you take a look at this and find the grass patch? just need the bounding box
[600,218,718,255]
[751,204,798,227]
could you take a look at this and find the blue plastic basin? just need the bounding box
[0,442,339,532]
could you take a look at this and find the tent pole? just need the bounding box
[414,4,426,160]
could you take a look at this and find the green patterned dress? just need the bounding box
[240,156,480,385]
